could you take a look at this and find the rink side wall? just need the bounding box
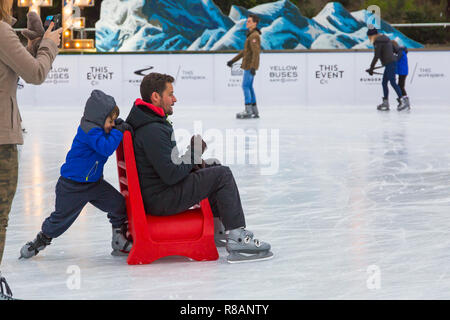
[17,50,450,108]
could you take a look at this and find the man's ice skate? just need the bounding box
[251,103,260,118]
[214,217,227,247]
[19,231,52,259]
[111,223,133,256]
[0,272,15,300]
[397,96,410,111]
[236,104,254,119]
[377,98,389,111]
[226,228,273,263]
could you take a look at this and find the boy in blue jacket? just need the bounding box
[20,90,133,259]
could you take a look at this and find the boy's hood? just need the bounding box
[80,90,117,134]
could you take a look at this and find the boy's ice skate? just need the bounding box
[226,228,273,263]
[377,98,390,111]
[111,223,133,256]
[19,231,52,259]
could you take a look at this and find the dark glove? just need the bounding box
[250,68,256,76]
[115,121,134,135]
[21,12,45,57]
[192,159,206,172]
[227,60,233,68]
[115,118,125,126]
[190,134,207,154]
[367,68,374,76]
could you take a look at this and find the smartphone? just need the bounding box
[43,14,62,31]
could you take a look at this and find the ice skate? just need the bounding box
[0,272,15,300]
[397,96,410,111]
[226,228,273,263]
[214,217,227,247]
[111,223,132,256]
[19,231,52,259]
[377,98,389,111]
[251,103,260,118]
[236,104,254,119]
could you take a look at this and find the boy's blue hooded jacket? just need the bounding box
[396,47,409,76]
[60,90,123,183]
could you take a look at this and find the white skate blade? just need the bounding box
[227,251,274,264]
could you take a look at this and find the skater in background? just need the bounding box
[227,14,261,119]
[125,72,273,263]
[19,90,133,260]
[367,28,409,112]
[392,40,410,110]
[0,0,62,300]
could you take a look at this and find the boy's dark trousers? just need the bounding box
[42,177,127,238]
[383,62,403,99]
[143,165,246,231]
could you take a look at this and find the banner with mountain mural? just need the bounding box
[95,0,424,52]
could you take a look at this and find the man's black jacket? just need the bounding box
[126,99,195,209]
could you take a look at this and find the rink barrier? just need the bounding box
[17,50,450,107]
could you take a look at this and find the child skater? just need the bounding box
[392,40,410,110]
[20,90,133,259]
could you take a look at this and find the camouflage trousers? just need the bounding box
[0,145,18,264]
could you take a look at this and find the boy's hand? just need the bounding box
[115,121,134,135]
[115,118,125,126]
[250,68,256,76]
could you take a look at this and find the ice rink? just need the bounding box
[2,102,450,300]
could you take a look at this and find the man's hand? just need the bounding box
[192,159,206,172]
[366,68,374,76]
[227,61,233,68]
[250,68,256,76]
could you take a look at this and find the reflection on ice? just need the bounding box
[3,104,450,299]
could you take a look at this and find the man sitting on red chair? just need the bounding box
[125,72,273,263]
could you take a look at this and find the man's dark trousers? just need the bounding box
[144,165,246,231]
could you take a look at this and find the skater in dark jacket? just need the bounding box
[20,90,134,259]
[392,40,410,109]
[126,72,273,263]
[367,29,408,111]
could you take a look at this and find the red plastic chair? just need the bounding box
[116,131,219,265]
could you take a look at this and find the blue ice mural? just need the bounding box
[95,0,424,52]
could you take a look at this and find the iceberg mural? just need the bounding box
[95,0,423,52]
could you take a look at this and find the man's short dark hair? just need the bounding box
[248,14,260,24]
[140,73,175,103]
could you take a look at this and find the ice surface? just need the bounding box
[2,103,450,299]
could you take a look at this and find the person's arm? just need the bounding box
[249,35,261,71]
[139,125,194,186]
[85,127,123,157]
[0,24,57,85]
[229,51,244,64]
[370,42,381,69]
